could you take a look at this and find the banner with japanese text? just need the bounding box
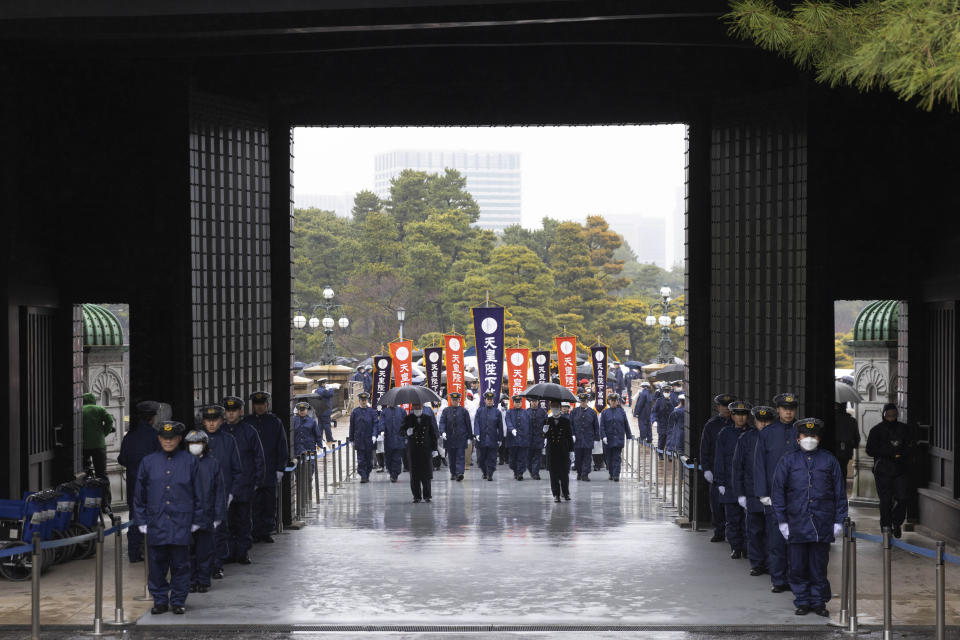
[371,354,392,409]
[472,306,505,399]
[591,345,608,412]
[424,347,443,397]
[531,350,551,409]
[506,348,529,409]
[554,336,578,396]
[389,340,414,389]
[443,334,466,405]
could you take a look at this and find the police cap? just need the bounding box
[671,380,683,386]
[752,405,776,421]
[511,394,524,401]
[483,390,496,398]
[640,381,651,387]
[448,392,462,400]
[607,393,620,403]
[794,417,824,437]
[136,400,160,416]
[200,404,224,420]
[714,393,737,406]
[727,400,752,414]
[222,396,244,411]
[577,392,590,401]
[295,402,311,411]
[773,393,799,408]
[159,421,185,438]
[184,429,208,444]
[677,394,686,402]
[250,391,270,403]
[358,392,370,400]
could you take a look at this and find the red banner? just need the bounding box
[390,340,414,389]
[506,347,529,409]
[443,334,466,405]
[555,336,578,396]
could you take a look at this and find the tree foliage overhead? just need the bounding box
[293,167,685,362]
[725,0,960,112]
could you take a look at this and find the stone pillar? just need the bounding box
[849,338,898,502]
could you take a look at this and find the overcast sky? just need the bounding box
[293,125,686,229]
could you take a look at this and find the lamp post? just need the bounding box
[396,306,406,341]
[292,286,349,365]
[645,286,685,364]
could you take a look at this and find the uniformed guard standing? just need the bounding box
[570,392,600,481]
[505,395,532,480]
[473,390,505,481]
[543,400,574,502]
[379,404,407,482]
[652,385,672,456]
[313,379,335,446]
[293,402,320,471]
[527,402,547,480]
[133,421,203,615]
[754,392,800,594]
[599,393,633,481]
[350,366,364,384]
[199,405,242,580]
[632,381,653,443]
[664,394,686,455]
[117,400,162,562]
[184,429,226,594]
[362,366,373,394]
[348,392,379,483]
[246,391,289,544]
[865,403,913,538]
[772,418,848,617]
[699,393,736,544]
[438,392,471,482]
[669,381,683,408]
[221,396,264,565]
[404,402,439,503]
[733,405,776,577]
[714,400,752,560]
[834,403,860,480]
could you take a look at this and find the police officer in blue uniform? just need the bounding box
[199,405,242,580]
[505,395,532,480]
[570,392,601,481]
[473,390,505,481]
[715,400,751,559]
[669,381,683,408]
[379,403,407,482]
[363,366,373,394]
[349,392,379,483]
[599,392,633,481]
[632,381,653,443]
[245,391,288,544]
[133,421,204,615]
[733,405,776,576]
[350,366,364,384]
[184,429,226,594]
[754,392,801,593]
[772,418,848,617]
[313,379,335,446]
[293,402,320,464]
[665,394,686,455]
[439,392,471,482]
[652,385,672,456]
[527,402,548,480]
[118,400,161,562]
[699,393,736,543]
[221,396,264,565]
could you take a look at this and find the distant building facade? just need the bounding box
[374,149,521,231]
[294,192,354,217]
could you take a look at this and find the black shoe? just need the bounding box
[564,495,571,501]
[189,584,198,593]
[730,550,742,559]
[487,476,493,481]
[709,534,725,543]
[238,554,252,565]
[451,475,457,481]
[413,498,421,503]
[812,606,829,617]
[481,474,487,481]
[457,475,464,481]
[172,605,186,615]
[614,477,619,482]
[197,584,209,593]
[212,568,224,579]
[425,498,431,503]
[260,535,274,543]
[360,478,369,484]
[129,556,143,563]
[582,477,590,482]
[554,496,561,503]
[376,468,385,473]
[893,525,902,539]
[749,567,768,576]
[534,474,541,480]
[794,606,810,616]
[772,584,790,593]
[223,556,237,565]
[151,604,169,615]
[391,477,398,482]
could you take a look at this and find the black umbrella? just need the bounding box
[624,360,645,368]
[379,384,442,406]
[521,382,578,403]
[646,363,685,382]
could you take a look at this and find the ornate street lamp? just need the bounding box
[292,286,349,365]
[645,286,686,364]
[396,306,406,341]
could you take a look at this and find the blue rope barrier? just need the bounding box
[945,552,960,566]
[852,531,883,543]
[40,531,97,550]
[103,521,132,537]
[891,538,939,560]
[0,543,33,559]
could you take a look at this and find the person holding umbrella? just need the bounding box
[404,402,440,503]
[543,400,575,502]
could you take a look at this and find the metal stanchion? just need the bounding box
[882,526,892,640]
[691,458,699,531]
[936,541,945,640]
[92,523,105,636]
[668,454,675,507]
[314,451,321,502]
[331,443,338,490]
[31,537,41,640]
[338,442,344,487]
[848,521,858,633]
[134,531,150,601]
[678,456,685,517]
[105,518,129,627]
[648,444,653,489]
[323,449,330,497]
[839,517,851,626]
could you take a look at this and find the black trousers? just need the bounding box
[549,469,569,498]
[410,475,432,500]
[83,448,107,478]
[875,472,910,528]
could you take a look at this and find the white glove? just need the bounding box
[372,436,377,444]
[718,486,726,495]
[406,428,413,436]
[227,494,233,507]
[779,523,789,539]
[833,523,843,537]
[213,520,221,528]
[377,433,384,442]
[276,471,283,483]
[759,496,772,507]
[511,429,517,437]
[138,525,147,534]
[432,451,439,458]
[441,432,447,440]
[704,470,714,483]
[602,437,608,445]
[572,435,576,442]
[569,452,574,462]
[738,496,747,509]
[652,421,658,429]
[191,524,200,533]
[542,425,549,433]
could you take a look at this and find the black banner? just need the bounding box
[424,347,443,397]
[372,354,393,409]
[532,350,550,410]
[591,345,608,412]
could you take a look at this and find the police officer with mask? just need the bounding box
[754,392,800,593]
[473,390,505,481]
[379,403,407,482]
[439,392,471,482]
[246,391,288,544]
[221,396,265,564]
[293,402,320,469]
[184,429,226,594]
[632,381,653,443]
[700,393,736,543]
[199,405,242,580]
[505,395,532,480]
[133,421,204,615]
[599,392,633,482]
[570,392,600,481]
[652,384,672,456]
[733,405,776,577]
[348,392,379,483]
[714,400,752,560]
[117,400,161,562]
[866,403,913,538]
[665,394,686,455]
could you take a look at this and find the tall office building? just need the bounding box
[602,213,667,267]
[374,149,521,231]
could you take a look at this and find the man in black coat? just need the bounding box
[865,403,913,538]
[834,403,860,480]
[543,400,575,502]
[404,402,440,503]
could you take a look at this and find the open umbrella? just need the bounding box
[645,363,685,382]
[521,382,578,403]
[835,381,862,404]
[623,360,645,369]
[379,384,442,406]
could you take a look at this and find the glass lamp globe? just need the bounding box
[323,287,335,300]
[293,314,307,329]
[645,315,656,326]
[397,306,406,322]
[308,317,320,329]
[659,286,672,298]
[322,316,335,329]
[658,315,671,327]
[675,315,686,327]
[338,316,349,329]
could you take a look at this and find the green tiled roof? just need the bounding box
[852,300,899,342]
[82,304,124,347]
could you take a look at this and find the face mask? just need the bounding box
[413,409,423,417]
[551,408,561,417]
[799,437,819,451]
[188,444,204,456]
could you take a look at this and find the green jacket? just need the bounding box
[82,392,115,449]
